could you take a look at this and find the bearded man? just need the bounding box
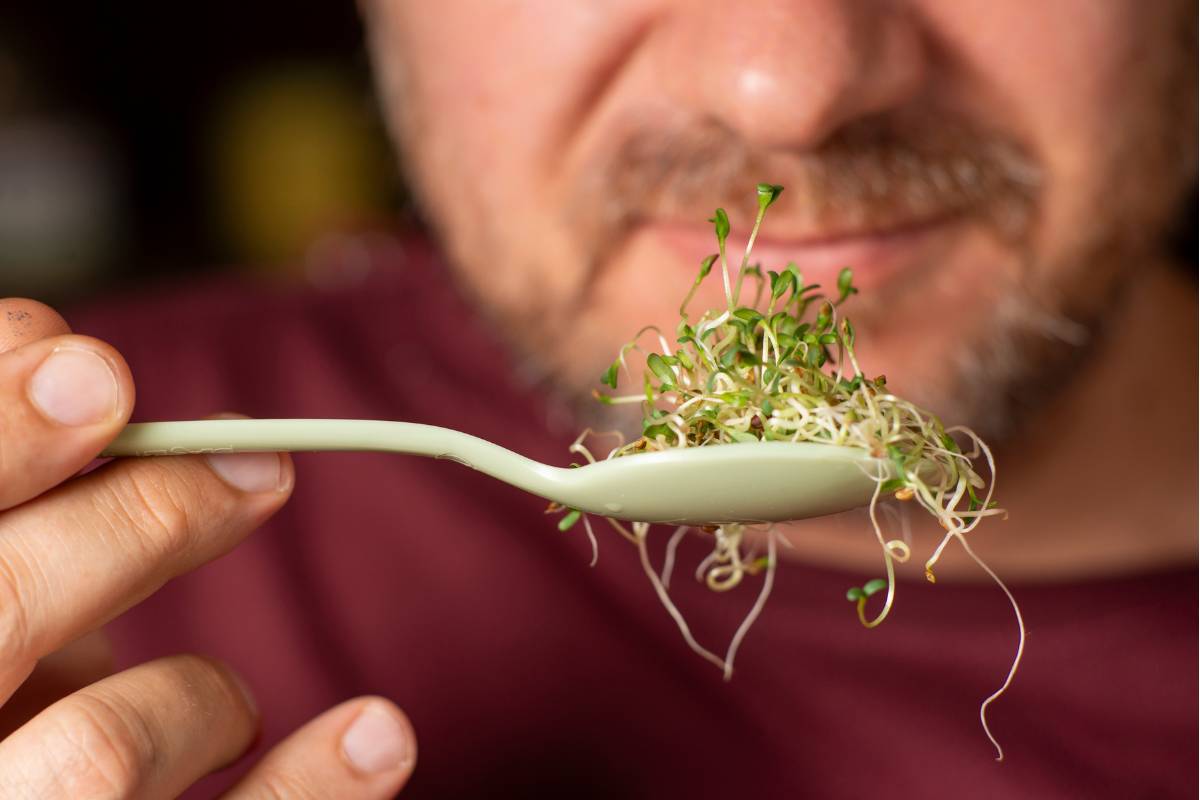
[0,1,1193,797]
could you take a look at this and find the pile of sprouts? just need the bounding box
[550,184,1024,760]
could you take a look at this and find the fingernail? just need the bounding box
[341,703,412,774]
[28,347,120,426]
[206,452,285,493]
[229,670,259,718]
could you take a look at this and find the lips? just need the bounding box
[645,213,960,294]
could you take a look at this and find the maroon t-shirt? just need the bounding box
[70,236,1197,798]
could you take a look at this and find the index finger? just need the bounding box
[0,299,72,353]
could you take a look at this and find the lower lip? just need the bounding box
[646,216,958,294]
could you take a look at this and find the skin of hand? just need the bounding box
[0,298,417,798]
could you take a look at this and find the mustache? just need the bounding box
[568,111,1043,269]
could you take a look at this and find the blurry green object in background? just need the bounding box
[207,66,394,274]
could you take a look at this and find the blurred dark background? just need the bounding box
[1,2,409,303]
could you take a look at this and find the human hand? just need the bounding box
[0,299,416,797]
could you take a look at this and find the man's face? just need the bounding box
[364,1,1193,438]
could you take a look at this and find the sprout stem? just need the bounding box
[634,524,727,673]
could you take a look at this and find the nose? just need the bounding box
[649,0,929,149]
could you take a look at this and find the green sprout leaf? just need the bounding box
[769,269,796,301]
[698,253,717,279]
[732,308,763,326]
[643,422,673,440]
[601,360,620,389]
[848,579,887,603]
[557,509,582,531]
[710,208,730,246]
[767,271,783,299]
[836,267,859,303]
[646,353,675,387]
[814,303,832,332]
[862,578,887,597]
[756,183,784,209]
[775,314,798,337]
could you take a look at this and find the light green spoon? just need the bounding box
[103,419,883,525]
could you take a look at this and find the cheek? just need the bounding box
[923,0,1172,261]
[382,6,618,220]
[380,0,654,309]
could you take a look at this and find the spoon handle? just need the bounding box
[103,419,571,500]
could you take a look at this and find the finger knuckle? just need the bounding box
[0,541,36,666]
[167,653,253,717]
[40,656,252,798]
[247,771,327,800]
[93,465,203,561]
[0,411,9,486]
[47,691,158,798]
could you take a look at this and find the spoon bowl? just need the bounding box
[103,419,883,525]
